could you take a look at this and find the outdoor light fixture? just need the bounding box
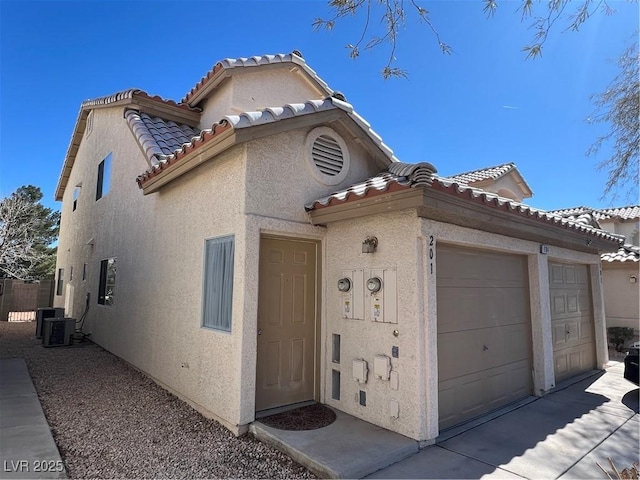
[362,236,378,253]
[630,275,637,284]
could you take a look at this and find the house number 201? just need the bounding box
[429,236,434,274]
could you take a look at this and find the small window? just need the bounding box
[305,126,350,186]
[56,268,64,296]
[86,110,94,137]
[73,185,81,211]
[98,258,116,306]
[69,266,73,281]
[82,263,88,281]
[202,235,234,331]
[96,153,112,200]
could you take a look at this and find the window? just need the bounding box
[96,153,112,200]
[86,110,94,137]
[82,263,88,281]
[73,185,81,211]
[56,268,64,296]
[98,258,116,306]
[69,266,73,281]
[202,235,234,331]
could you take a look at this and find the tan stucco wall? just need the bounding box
[480,174,527,202]
[322,209,426,441]
[55,102,386,435]
[199,69,328,130]
[244,127,382,224]
[602,263,640,333]
[55,106,251,433]
[599,219,639,246]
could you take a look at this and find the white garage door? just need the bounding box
[437,245,533,430]
[549,262,595,383]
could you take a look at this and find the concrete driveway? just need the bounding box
[367,363,639,479]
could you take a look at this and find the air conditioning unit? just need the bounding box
[42,318,75,347]
[36,308,65,339]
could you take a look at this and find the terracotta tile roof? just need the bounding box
[601,244,640,263]
[445,162,516,184]
[597,205,640,220]
[305,164,623,245]
[549,205,640,221]
[548,206,591,217]
[125,110,200,165]
[136,97,398,187]
[81,88,195,111]
[182,51,333,105]
[55,89,199,201]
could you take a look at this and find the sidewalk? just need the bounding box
[253,363,639,479]
[0,359,66,479]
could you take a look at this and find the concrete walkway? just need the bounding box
[0,359,66,479]
[252,363,639,479]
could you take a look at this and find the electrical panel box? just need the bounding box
[36,308,64,339]
[42,318,75,347]
[374,355,391,380]
[367,269,397,324]
[340,269,364,319]
[352,359,368,384]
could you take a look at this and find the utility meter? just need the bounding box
[366,276,382,293]
[337,277,352,292]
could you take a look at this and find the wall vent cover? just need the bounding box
[306,127,350,185]
[312,135,344,176]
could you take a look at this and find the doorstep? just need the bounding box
[250,408,418,479]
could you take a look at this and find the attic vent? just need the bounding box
[306,127,350,186]
[313,135,344,176]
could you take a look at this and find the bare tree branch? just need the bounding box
[587,41,639,201]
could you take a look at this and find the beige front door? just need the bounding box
[255,237,319,412]
[549,262,595,383]
[437,245,533,430]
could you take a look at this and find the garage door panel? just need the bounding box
[437,246,532,430]
[438,359,532,430]
[439,324,530,381]
[438,288,528,332]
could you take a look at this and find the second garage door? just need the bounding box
[437,245,533,430]
[549,262,595,383]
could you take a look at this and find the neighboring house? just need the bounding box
[551,206,640,336]
[54,51,622,444]
[442,162,533,203]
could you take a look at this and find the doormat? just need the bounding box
[259,403,336,431]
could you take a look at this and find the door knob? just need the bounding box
[257,329,263,335]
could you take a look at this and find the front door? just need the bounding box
[255,237,318,412]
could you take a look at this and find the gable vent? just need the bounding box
[306,126,350,185]
[312,135,344,176]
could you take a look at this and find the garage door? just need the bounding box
[549,262,595,383]
[437,245,533,430]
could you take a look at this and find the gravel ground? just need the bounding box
[0,321,315,479]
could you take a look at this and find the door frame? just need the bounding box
[256,234,322,413]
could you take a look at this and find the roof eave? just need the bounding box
[139,128,237,195]
[308,184,621,253]
[55,92,201,201]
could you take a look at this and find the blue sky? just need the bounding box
[1,0,638,213]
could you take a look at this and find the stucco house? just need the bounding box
[551,206,639,337]
[54,51,623,444]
